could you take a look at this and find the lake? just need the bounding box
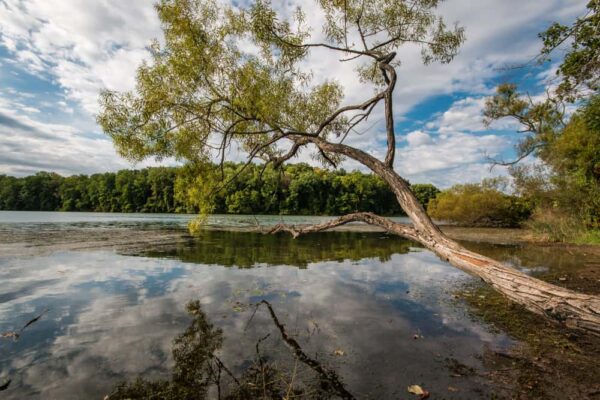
[0,211,595,398]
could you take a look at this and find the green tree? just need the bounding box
[411,183,440,210]
[18,172,61,211]
[0,175,22,210]
[539,0,599,101]
[59,175,91,211]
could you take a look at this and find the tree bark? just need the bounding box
[269,135,600,336]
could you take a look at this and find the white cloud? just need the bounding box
[0,97,168,176]
[0,0,161,113]
[406,130,433,146]
[395,129,508,185]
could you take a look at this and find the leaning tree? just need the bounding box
[98,0,600,334]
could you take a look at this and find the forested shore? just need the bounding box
[0,163,439,216]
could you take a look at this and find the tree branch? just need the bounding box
[265,212,418,241]
[379,54,398,168]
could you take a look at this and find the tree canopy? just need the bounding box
[97,0,464,204]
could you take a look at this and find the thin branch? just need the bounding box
[315,92,385,136]
[487,143,546,168]
[1,309,49,341]
[265,212,418,240]
[268,27,377,59]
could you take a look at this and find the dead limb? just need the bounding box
[265,212,418,240]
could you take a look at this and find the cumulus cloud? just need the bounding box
[0,98,165,176]
[395,129,508,186]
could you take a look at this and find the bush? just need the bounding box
[427,184,532,227]
[526,208,588,242]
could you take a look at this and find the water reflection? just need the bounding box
[144,230,414,267]
[109,300,356,400]
[0,230,522,399]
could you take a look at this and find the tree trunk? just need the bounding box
[273,135,600,336]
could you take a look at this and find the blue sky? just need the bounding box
[0,0,587,187]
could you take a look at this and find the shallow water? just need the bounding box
[1,212,594,399]
[0,210,411,230]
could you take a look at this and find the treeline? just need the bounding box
[0,163,440,216]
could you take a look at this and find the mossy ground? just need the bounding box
[457,280,600,399]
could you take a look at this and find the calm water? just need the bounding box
[0,211,583,399]
[0,211,411,229]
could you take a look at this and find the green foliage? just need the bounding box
[484,83,564,163]
[508,97,600,232]
[574,229,600,245]
[428,183,532,227]
[411,183,440,209]
[0,165,438,216]
[0,172,61,211]
[539,0,600,101]
[485,2,600,239]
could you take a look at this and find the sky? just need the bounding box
[0,0,587,188]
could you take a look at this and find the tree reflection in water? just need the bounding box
[107,300,355,400]
[143,230,414,268]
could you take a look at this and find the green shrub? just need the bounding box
[427,184,532,227]
[526,208,592,243]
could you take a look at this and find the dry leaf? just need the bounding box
[408,384,430,399]
[333,349,345,356]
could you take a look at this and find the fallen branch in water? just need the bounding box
[0,309,49,341]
